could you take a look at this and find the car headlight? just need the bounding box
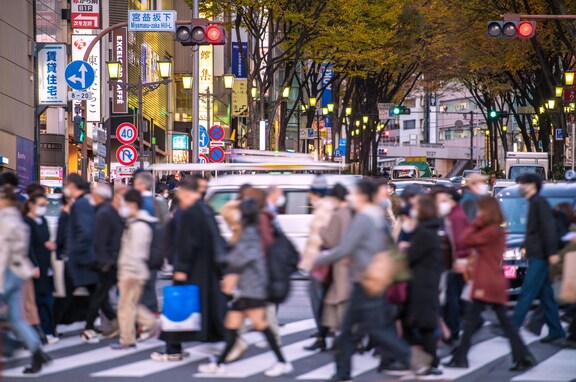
[503,247,525,261]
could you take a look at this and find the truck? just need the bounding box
[505,152,549,180]
[395,159,432,177]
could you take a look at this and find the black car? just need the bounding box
[498,183,576,296]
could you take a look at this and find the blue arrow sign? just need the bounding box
[65,60,95,91]
[199,126,209,148]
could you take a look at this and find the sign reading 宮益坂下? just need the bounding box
[38,44,67,106]
[128,11,176,32]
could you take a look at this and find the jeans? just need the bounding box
[36,292,55,336]
[512,258,565,338]
[117,278,157,345]
[85,268,117,330]
[454,301,531,363]
[443,272,466,340]
[2,270,41,352]
[335,284,410,380]
[308,277,327,331]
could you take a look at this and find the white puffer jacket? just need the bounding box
[0,207,33,293]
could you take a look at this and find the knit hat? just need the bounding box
[310,174,328,195]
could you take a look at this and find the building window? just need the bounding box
[403,120,416,130]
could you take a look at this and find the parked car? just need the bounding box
[492,180,516,197]
[390,178,454,196]
[498,183,576,296]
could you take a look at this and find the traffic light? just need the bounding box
[73,115,85,144]
[377,148,388,156]
[487,21,535,38]
[390,105,411,116]
[488,109,499,120]
[384,130,390,137]
[176,20,226,46]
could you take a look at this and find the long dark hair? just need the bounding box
[240,198,260,227]
[477,196,504,227]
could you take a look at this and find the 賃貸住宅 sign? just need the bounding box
[38,44,67,106]
[72,35,101,122]
[112,28,128,114]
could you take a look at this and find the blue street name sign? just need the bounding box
[65,60,95,91]
[128,10,176,32]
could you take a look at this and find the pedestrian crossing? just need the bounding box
[2,319,576,381]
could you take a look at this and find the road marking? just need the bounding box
[2,340,164,377]
[91,319,316,378]
[512,349,576,382]
[297,353,379,380]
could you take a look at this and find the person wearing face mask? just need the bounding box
[82,184,126,344]
[512,173,565,344]
[23,193,58,345]
[387,183,402,217]
[266,185,285,220]
[376,179,396,230]
[460,173,489,222]
[432,187,470,344]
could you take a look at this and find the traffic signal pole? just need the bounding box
[192,0,200,164]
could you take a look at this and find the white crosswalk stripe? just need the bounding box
[3,318,576,381]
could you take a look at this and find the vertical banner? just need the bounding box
[231,79,248,116]
[232,42,248,78]
[16,137,35,186]
[198,45,214,130]
[321,63,334,128]
[38,44,67,106]
[112,28,128,114]
[72,35,101,122]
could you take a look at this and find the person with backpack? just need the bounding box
[314,179,432,382]
[111,189,159,350]
[82,184,125,343]
[198,198,292,377]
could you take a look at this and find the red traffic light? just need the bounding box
[517,21,535,38]
[384,130,390,137]
[206,25,225,45]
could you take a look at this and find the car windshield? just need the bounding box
[499,196,575,234]
[509,166,545,180]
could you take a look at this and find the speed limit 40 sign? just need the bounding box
[116,122,137,145]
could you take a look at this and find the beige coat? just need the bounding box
[117,210,158,281]
[299,197,335,271]
[220,199,242,244]
[0,207,33,293]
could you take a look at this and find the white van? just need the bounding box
[205,174,361,252]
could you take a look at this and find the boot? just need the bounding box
[304,336,327,351]
[23,349,51,374]
[33,325,48,346]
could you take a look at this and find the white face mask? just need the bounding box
[402,220,416,233]
[63,188,72,198]
[476,183,489,196]
[119,206,131,218]
[409,208,417,219]
[275,195,286,207]
[438,201,452,217]
[35,206,47,217]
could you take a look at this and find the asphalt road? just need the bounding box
[2,280,575,382]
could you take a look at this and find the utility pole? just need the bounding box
[469,111,474,168]
[192,0,200,163]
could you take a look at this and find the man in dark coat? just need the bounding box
[512,174,565,343]
[64,174,98,290]
[151,177,226,362]
[82,183,125,343]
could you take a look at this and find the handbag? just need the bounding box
[386,281,408,305]
[310,264,332,283]
[51,252,66,298]
[560,251,576,303]
[161,285,202,332]
[361,251,395,297]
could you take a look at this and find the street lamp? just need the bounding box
[345,107,352,116]
[106,61,121,80]
[322,107,328,115]
[182,74,193,90]
[223,74,235,90]
[282,86,291,99]
[158,60,172,79]
[565,71,575,86]
[555,86,564,98]
[307,97,322,160]
[251,87,258,99]
[309,97,317,107]
[547,99,556,109]
[327,103,334,113]
[362,115,369,124]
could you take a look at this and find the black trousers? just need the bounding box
[85,268,117,330]
[453,300,531,363]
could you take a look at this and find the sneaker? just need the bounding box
[82,329,101,344]
[150,352,190,362]
[225,337,248,362]
[255,340,269,349]
[410,348,433,375]
[418,366,443,378]
[46,335,60,345]
[198,362,225,375]
[379,360,411,376]
[110,342,137,350]
[264,362,293,377]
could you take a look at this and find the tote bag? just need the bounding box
[161,285,201,332]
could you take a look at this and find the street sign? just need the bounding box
[209,125,225,141]
[556,128,564,141]
[334,148,342,158]
[65,60,95,91]
[117,166,138,178]
[68,91,93,101]
[116,122,138,145]
[93,142,106,157]
[199,126,209,148]
[93,156,106,170]
[209,147,225,163]
[128,10,176,32]
[308,129,315,138]
[198,154,209,164]
[199,147,209,155]
[116,145,138,166]
[210,140,225,147]
[92,125,106,144]
[71,0,100,29]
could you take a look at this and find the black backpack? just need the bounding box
[266,227,300,304]
[138,220,165,270]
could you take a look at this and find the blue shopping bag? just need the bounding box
[161,285,201,332]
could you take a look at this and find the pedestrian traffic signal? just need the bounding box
[73,115,85,144]
[176,20,226,46]
[488,110,499,120]
[390,105,411,116]
[487,21,535,38]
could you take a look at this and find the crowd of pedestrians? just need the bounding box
[0,169,575,380]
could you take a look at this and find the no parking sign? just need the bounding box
[209,147,225,163]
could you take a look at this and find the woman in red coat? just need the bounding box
[444,196,536,372]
